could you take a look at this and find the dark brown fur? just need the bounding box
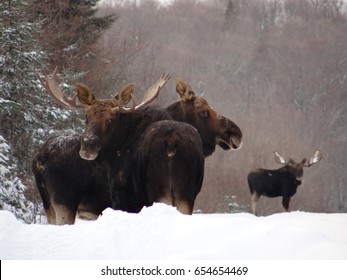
[32,107,172,224]
[133,120,204,214]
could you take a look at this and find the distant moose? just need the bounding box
[247,150,322,215]
[32,69,242,224]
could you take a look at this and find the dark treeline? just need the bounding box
[1,0,346,221]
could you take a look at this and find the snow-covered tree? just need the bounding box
[34,0,117,84]
[0,135,40,223]
[0,0,83,222]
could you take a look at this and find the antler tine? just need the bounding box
[36,67,68,108]
[273,151,287,165]
[305,149,322,167]
[137,73,171,110]
[115,95,137,113]
[36,67,86,109]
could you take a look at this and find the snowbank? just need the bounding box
[1,203,347,260]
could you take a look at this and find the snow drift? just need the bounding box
[1,203,347,260]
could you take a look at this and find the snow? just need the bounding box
[1,203,347,260]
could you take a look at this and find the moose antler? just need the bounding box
[142,73,170,102]
[274,150,322,167]
[36,67,87,109]
[112,95,137,113]
[273,151,287,165]
[305,150,322,167]
[110,74,170,114]
[136,73,171,110]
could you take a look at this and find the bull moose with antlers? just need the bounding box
[247,150,322,215]
[32,68,171,224]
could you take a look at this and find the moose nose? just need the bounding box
[82,136,99,147]
[231,136,243,150]
[80,136,101,161]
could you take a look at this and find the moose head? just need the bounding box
[37,67,170,160]
[171,78,243,156]
[273,149,322,180]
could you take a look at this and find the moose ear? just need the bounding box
[176,78,195,102]
[114,83,135,106]
[76,83,96,105]
[301,158,307,164]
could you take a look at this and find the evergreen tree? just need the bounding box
[1,0,45,173]
[0,0,82,222]
[0,135,41,223]
[34,0,117,76]
[1,0,116,223]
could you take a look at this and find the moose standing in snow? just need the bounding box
[32,68,170,224]
[32,70,243,224]
[247,150,322,215]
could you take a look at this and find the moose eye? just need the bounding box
[199,111,209,118]
[106,119,113,127]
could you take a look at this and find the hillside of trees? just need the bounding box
[1,0,346,222]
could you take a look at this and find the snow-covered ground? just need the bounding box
[1,203,347,279]
[1,203,347,260]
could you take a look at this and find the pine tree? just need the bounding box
[1,0,116,223]
[0,0,82,223]
[0,135,41,223]
[34,0,117,75]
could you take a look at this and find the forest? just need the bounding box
[1,0,346,223]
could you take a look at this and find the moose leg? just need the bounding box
[175,200,193,215]
[77,209,99,221]
[45,205,57,225]
[251,193,260,215]
[282,196,290,212]
[53,203,78,225]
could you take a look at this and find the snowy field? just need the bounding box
[1,203,347,260]
[1,203,347,280]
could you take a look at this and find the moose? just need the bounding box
[134,120,205,214]
[132,78,243,214]
[247,150,322,215]
[166,78,242,156]
[32,69,243,224]
[33,68,170,224]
